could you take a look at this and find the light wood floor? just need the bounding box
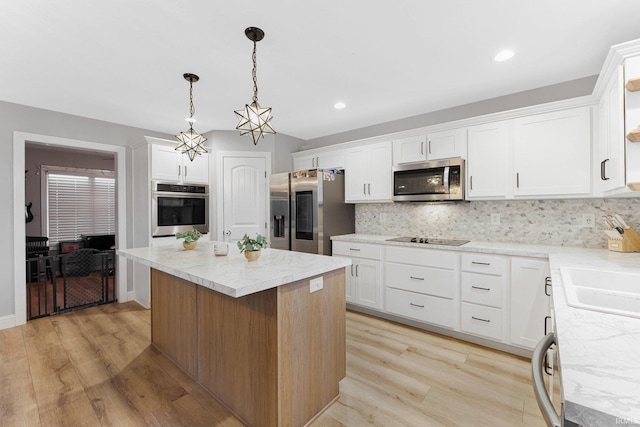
[0,302,546,426]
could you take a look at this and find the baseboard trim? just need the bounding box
[0,314,17,331]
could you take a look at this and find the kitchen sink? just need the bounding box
[560,267,640,319]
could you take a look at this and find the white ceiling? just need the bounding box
[3,1,640,141]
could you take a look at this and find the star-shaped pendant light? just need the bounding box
[235,27,276,145]
[176,73,208,161]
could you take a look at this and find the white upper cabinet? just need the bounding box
[393,129,466,165]
[513,107,591,197]
[426,128,467,160]
[595,65,626,193]
[345,141,393,203]
[293,149,345,171]
[151,144,209,184]
[466,121,509,199]
[392,135,427,164]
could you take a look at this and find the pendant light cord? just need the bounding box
[189,80,195,122]
[252,41,259,103]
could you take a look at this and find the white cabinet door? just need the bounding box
[151,144,181,181]
[317,149,345,170]
[513,107,591,197]
[393,135,427,164]
[151,144,209,184]
[293,154,316,171]
[345,264,356,303]
[510,258,550,349]
[345,141,392,202]
[466,121,509,199]
[427,128,467,160]
[367,142,393,201]
[183,153,209,184]
[293,149,345,171]
[354,258,382,309]
[595,68,625,193]
[345,145,369,202]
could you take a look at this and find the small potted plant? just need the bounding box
[175,228,202,250]
[237,233,269,262]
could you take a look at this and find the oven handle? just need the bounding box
[153,191,209,197]
[531,332,561,427]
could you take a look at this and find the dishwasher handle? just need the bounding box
[532,332,561,427]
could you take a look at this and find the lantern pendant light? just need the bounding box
[175,73,208,161]
[234,27,275,145]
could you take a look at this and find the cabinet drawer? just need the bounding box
[461,272,505,308]
[386,262,456,299]
[385,287,455,329]
[461,253,506,276]
[460,302,503,341]
[386,246,457,269]
[332,242,382,260]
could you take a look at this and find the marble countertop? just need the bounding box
[117,241,351,298]
[332,233,640,425]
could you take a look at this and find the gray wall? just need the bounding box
[25,145,115,236]
[305,75,598,147]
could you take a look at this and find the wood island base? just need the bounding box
[150,267,346,427]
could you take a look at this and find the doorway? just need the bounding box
[25,147,118,319]
[216,151,271,242]
[12,132,128,328]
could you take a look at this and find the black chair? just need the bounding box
[26,236,51,281]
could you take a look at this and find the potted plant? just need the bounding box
[175,228,202,250]
[237,233,269,262]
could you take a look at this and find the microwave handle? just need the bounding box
[443,166,450,190]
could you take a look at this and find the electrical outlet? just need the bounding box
[310,277,323,293]
[582,213,595,228]
[491,213,501,225]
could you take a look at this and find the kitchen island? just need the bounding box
[117,242,351,427]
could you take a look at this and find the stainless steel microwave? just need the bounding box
[392,158,465,202]
[151,181,209,237]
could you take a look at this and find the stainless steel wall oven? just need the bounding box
[151,181,209,237]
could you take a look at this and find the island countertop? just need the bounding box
[117,241,351,298]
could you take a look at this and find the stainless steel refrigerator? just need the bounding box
[270,169,355,255]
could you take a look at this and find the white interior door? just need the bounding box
[221,155,268,242]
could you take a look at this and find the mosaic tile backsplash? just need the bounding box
[356,198,640,248]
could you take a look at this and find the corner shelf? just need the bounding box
[626,127,640,142]
[626,77,640,92]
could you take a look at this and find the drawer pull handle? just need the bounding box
[349,248,361,251]
[471,285,491,291]
[471,261,491,266]
[409,302,425,308]
[409,276,425,281]
[472,316,490,323]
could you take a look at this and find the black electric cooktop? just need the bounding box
[386,236,469,246]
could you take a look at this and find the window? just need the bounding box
[43,166,116,245]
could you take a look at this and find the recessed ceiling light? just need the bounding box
[334,102,346,109]
[494,49,515,62]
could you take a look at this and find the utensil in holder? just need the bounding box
[608,227,640,252]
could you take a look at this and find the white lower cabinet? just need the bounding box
[510,257,551,349]
[386,288,455,329]
[333,241,383,310]
[460,303,503,341]
[384,246,458,329]
[333,239,552,355]
[459,253,508,342]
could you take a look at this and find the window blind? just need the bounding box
[46,170,116,245]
